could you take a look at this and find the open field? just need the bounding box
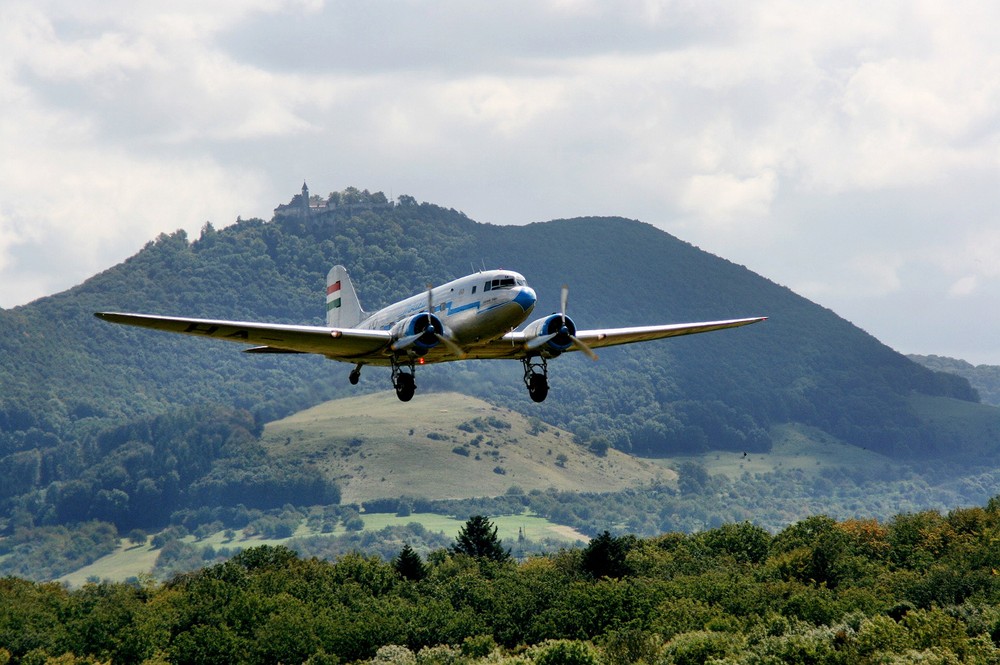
[650,422,902,478]
[57,510,587,587]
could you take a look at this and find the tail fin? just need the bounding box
[326,265,365,328]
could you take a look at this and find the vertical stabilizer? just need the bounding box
[326,265,365,328]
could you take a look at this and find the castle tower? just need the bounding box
[301,181,310,214]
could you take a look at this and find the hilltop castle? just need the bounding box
[273,183,397,220]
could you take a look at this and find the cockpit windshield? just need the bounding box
[484,275,524,291]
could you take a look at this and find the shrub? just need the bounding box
[531,640,600,665]
[372,645,416,665]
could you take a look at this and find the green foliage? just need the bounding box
[393,544,427,582]
[2,501,1000,662]
[530,639,600,665]
[0,521,119,579]
[451,515,511,563]
[460,634,496,658]
[580,531,636,579]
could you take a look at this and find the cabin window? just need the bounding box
[472,286,476,294]
[484,281,491,291]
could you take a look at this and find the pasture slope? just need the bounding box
[259,390,672,504]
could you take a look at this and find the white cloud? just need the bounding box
[3,1,1000,363]
[949,276,979,298]
[679,171,778,225]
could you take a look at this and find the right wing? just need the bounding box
[462,316,766,360]
[94,312,392,361]
[572,317,767,350]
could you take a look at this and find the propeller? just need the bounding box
[391,284,467,357]
[525,284,598,360]
[428,283,468,358]
[561,284,598,361]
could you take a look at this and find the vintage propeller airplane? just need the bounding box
[96,266,765,402]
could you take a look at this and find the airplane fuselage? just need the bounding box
[359,270,537,345]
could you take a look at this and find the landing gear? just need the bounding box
[349,363,362,385]
[391,357,416,402]
[522,356,549,403]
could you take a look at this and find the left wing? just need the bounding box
[94,312,392,360]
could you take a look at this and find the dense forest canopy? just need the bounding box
[5,504,1000,664]
[0,188,994,538]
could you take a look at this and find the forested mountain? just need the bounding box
[910,354,1000,407]
[0,188,993,535]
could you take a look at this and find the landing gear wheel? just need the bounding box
[522,356,549,403]
[528,373,548,402]
[394,372,415,402]
[391,356,417,401]
[349,364,362,385]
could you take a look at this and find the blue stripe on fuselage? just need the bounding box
[446,301,479,316]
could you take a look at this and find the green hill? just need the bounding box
[0,187,993,537]
[910,354,1000,406]
[260,391,669,504]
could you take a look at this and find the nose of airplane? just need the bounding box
[514,286,537,312]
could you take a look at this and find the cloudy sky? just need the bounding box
[2,1,999,362]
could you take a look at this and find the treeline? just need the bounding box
[8,443,999,583]
[2,405,339,533]
[6,503,1000,663]
[911,354,1000,407]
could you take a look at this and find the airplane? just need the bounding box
[95,266,765,403]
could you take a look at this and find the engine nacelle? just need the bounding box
[522,313,577,357]
[390,312,445,356]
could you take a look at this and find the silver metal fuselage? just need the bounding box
[358,270,537,345]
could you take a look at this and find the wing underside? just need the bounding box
[461,316,767,360]
[94,312,393,361]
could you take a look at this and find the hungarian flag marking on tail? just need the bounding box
[326,280,342,311]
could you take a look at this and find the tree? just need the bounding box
[451,515,510,562]
[580,531,635,579]
[393,544,426,581]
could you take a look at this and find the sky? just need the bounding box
[2,1,999,363]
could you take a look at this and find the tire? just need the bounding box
[528,373,548,403]
[395,373,415,402]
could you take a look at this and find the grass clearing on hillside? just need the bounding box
[651,423,900,478]
[261,391,669,503]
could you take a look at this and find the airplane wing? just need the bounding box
[573,316,767,350]
[469,316,767,360]
[94,312,392,360]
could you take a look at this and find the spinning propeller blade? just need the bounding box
[426,282,467,359]
[561,283,598,361]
